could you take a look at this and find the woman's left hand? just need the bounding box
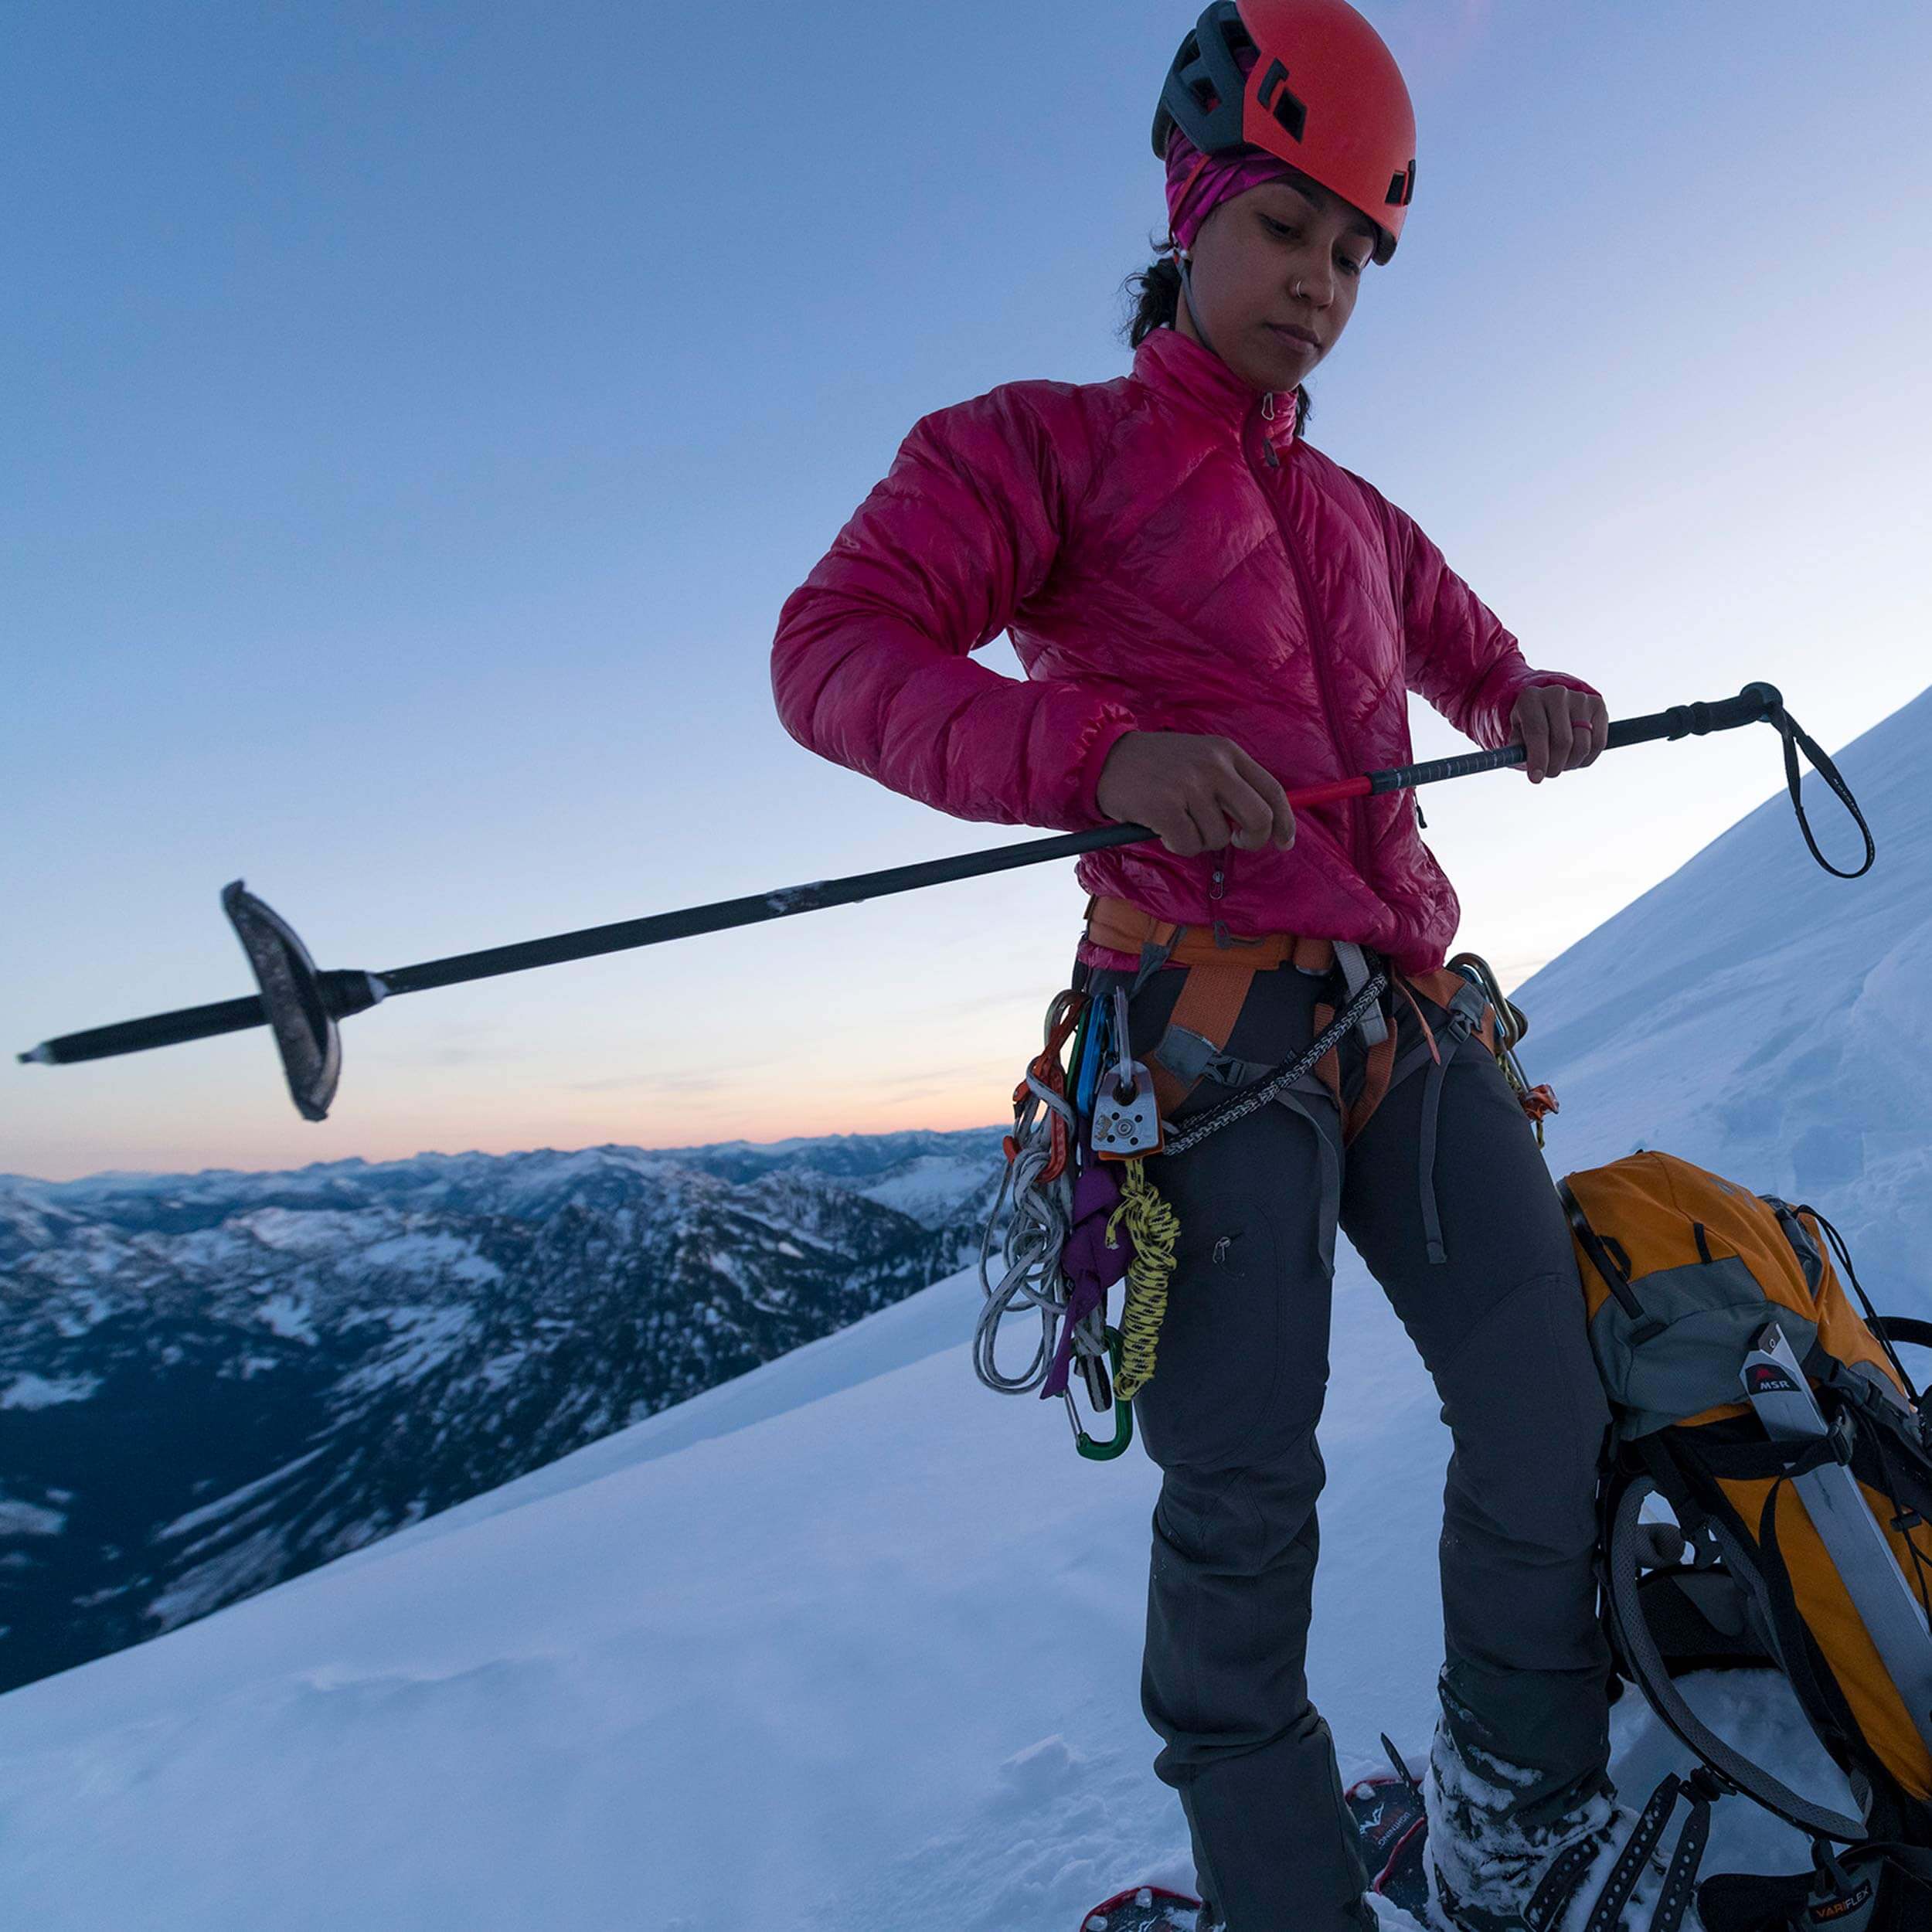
[1511,684,1610,783]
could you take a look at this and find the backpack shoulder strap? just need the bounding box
[1604,1468,1868,1843]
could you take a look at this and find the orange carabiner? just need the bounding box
[1003,990,1086,1182]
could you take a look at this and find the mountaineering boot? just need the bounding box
[1437,1821,1712,1930]
[1425,1720,1706,1931]
[1428,1801,1708,1932]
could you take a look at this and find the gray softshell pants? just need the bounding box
[1097,954,1615,1932]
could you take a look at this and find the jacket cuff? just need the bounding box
[1072,716,1139,825]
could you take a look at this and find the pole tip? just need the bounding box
[18,1044,53,1065]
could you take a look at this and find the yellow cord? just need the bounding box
[1107,1159,1179,1402]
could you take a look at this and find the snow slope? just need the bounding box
[0,696,1922,1930]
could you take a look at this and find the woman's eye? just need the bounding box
[1337,253,1366,278]
[1263,217,1300,241]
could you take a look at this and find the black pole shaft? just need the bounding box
[366,684,1789,995]
[21,993,270,1065]
[376,823,1155,997]
[19,682,1785,1070]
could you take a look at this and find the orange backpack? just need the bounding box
[1563,1151,1932,1918]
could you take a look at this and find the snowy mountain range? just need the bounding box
[0,689,1924,1930]
[0,1131,1003,1691]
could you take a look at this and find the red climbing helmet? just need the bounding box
[1152,0,1417,263]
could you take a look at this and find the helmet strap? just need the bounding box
[1175,253,1223,364]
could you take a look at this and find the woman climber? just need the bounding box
[770,5,1648,1928]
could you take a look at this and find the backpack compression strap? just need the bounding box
[1558,1181,1666,1345]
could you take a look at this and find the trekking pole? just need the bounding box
[16,681,1871,1121]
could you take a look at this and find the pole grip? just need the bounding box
[1605,682,1782,751]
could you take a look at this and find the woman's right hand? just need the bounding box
[1095,730,1295,858]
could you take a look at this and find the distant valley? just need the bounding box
[0,1131,1003,1690]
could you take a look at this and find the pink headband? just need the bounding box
[1165,126,1298,255]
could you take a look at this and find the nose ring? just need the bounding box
[1292,279,1307,299]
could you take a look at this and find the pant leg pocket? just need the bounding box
[1132,1189,1290,1475]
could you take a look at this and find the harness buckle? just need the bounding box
[1334,940,1389,1048]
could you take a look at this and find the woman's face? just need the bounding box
[1175,172,1379,395]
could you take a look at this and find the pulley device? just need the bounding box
[19,683,1869,1122]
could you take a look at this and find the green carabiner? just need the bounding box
[1067,1325,1135,1462]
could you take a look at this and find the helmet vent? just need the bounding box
[1386,161,1416,208]
[1179,13,1255,121]
[1217,13,1257,63]
[1257,60,1307,143]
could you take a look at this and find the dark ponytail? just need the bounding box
[1125,252,1184,348]
[1122,246,1312,429]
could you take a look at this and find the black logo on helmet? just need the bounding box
[1256,59,1308,142]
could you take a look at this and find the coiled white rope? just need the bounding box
[973,993,1090,1395]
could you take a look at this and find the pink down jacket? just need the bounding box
[770,325,1597,976]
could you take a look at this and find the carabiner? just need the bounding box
[1449,951,1526,1051]
[1450,951,1556,1145]
[1064,1325,1135,1461]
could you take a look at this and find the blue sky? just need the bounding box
[5,0,1927,1179]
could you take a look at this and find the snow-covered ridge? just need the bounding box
[1515,684,1932,1307]
[0,1128,1004,1692]
[0,692,1925,1930]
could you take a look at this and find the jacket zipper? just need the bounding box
[1247,393,1368,878]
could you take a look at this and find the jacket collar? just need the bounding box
[1134,324,1299,455]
